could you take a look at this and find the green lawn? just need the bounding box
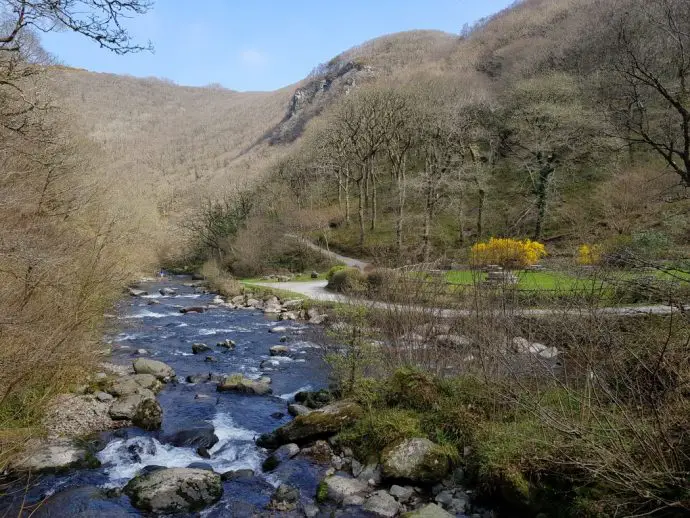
[444,269,594,291]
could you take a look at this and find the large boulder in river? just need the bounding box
[108,374,162,397]
[165,426,219,449]
[216,374,271,395]
[109,392,157,422]
[257,400,363,448]
[132,358,175,381]
[381,438,450,484]
[192,343,212,354]
[13,439,92,473]
[124,467,222,514]
[132,398,163,431]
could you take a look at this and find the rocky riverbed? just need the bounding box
[0,277,494,517]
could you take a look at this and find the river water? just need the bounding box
[3,277,336,516]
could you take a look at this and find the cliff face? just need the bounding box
[267,59,374,144]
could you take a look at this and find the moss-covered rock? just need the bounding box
[381,438,450,484]
[123,467,222,513]
[257,400,363,447]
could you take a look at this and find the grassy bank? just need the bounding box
[319,282,690,516]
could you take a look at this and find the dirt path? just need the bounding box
[251,279,684,317]
[287,234,370,270]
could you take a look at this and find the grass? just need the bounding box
[444,269,596,291]
[241,272,328,283]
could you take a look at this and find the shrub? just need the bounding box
[326,267,366,293]
[326,264,347,281]
[470,238,547,269]
[577,244,602,265]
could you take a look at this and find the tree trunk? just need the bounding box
[357,176,365,247]
[396,166,406,255]
[344,171,350,225]
[370,169,377,231]
[476,188,485,240]
[533,166,554,241]
[423,164,434,263]
[456,186,464,246]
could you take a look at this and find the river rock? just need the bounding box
[295,389,334,409]
[264,300,283,314]
[166,426,219,449]
[159,287,177,296]
[32,485,132,518]
[217,339,236,349]
[299,439,332,463]
[268,484,300,511]
[364,490,400,517]
[402,503,454,518]
[180,306,206,314]
[283,299,303,310]
[269,345,290,356]
[128,288,148,297]
[246,298,262,308]
[256,401,363,448]
[13,439,89,473]
[132,358,175,381]
[216,374,272,395]
[108,392,155,420]
[221,469,255,481]
[124,467,222,514]
[132,399,163,430]
[389,484,415,502]
[192,342,212,354]
[322,475,369,503]
[381,438,449,483]
[95,391,114,402]
[263,443,300,471]
[288,403,311,416]
[279,311,299,321]
[108,374,162,397]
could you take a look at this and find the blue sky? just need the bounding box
[40,1,515,92]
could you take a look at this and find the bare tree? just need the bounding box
[597,0,690,186]
[503,73,606,240]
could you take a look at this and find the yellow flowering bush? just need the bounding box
[577,244,601,265]
[470,238,547,269]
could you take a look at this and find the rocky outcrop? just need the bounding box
[257,400,363,448]
[267,59,374,144]
[124,467,222,514]
[381,438,450,484]
[132,358,175,381]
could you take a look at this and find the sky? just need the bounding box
[40,1,515,92]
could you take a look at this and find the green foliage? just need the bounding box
[338,408,424,458]
[326,267,367,293]
[326,264,347,281]
[386,367,442,411]
[315,480,329,503]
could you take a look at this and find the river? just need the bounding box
[2,276,336,516]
